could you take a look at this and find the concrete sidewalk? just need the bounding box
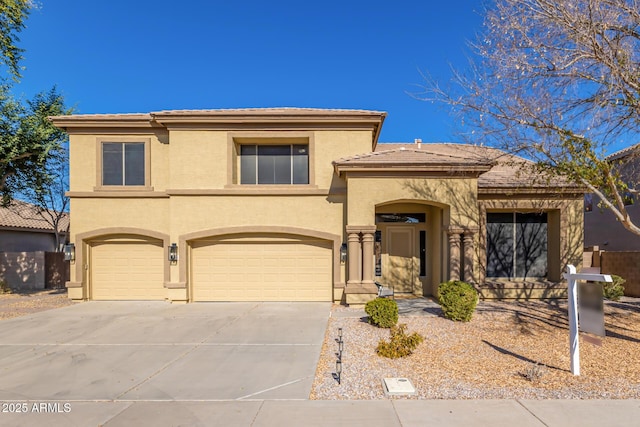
[1,399,638,426]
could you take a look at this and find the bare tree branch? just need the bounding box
[416,0,640,236]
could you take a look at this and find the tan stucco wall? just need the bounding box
[168,196,344,236]
[68,132,169,192]
[169,130,227,189]
[346,176,479,228]
[65,128,372,301]
[164,129,372,190]
[314,131,371,190]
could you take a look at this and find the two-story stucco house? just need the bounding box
[50,108,584,304]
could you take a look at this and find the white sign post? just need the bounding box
[563,265,612,376]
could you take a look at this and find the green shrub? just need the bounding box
[437,280,478,322]
[365,297,398,328]
[601,274,625,301]
[376,323,424,359]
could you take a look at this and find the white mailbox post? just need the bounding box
[563,265,612,376]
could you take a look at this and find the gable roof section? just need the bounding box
[333,146,494,174]
[335,142,581,192]
[0,200,70,233]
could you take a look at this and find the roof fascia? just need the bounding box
[334,164,493,175]
[49,114,157,131]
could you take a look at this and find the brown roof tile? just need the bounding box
[0,200,69,232]
[50,108,387,122]
[334,146,494,167]
[152,107,387,116]
[338,142,579,190]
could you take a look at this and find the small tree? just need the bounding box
[0,0,33,81]
[0,87,70,206]
[418,0,640,236]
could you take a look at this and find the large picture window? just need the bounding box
[240,144,308,185]
[486,212,548,279]
[102,142,145,186]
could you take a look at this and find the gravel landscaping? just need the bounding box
[0,289,74,320]
[311,298,640,400]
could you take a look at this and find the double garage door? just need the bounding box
[89,237,332,302]
[191,239,332,301]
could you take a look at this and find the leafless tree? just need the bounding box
[417,0,640,235]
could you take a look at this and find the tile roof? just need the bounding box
[336,142,579,190]
[0,200,70,232]
[152,107,387,116]
[50,108,387,121]
[334,146,494,167]
[606,142,640,161]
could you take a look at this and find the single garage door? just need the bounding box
[191,239,332,301]
[91,241,165,300]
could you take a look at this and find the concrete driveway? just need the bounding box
[0,301,331,401]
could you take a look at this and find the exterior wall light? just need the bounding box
[63,243,75,262]
[168,243,178,262]
[340,243,347,263]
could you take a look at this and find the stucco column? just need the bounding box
[346,229,362,285]
[448,231,462,281]
[463,231,475,283]
[361,228,376,285]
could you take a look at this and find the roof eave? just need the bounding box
[478,185,585,195]
[334,163,493,175]
[49,114,156,130]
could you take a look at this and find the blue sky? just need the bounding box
[16,0,485,143]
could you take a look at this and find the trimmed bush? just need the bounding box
[365,297,398,328]
[437,280,478,322]
[601,274,625,301]
[376,323,424,359]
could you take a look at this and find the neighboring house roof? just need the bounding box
[334,142,580,192]
[606,142,640,161]
[0,200,70,233]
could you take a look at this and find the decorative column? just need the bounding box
[360,226,377,285]
[463,230,476,283]
[346,227,362,285]
[448,231,462,281]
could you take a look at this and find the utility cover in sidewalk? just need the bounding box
[382,377,416,396]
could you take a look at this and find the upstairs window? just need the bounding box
[240,144,308,185]
[102,142,145,186]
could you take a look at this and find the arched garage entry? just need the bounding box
[184,227,340,302]
[76,228,170,301]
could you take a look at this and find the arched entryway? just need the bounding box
[374,201,447,297]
